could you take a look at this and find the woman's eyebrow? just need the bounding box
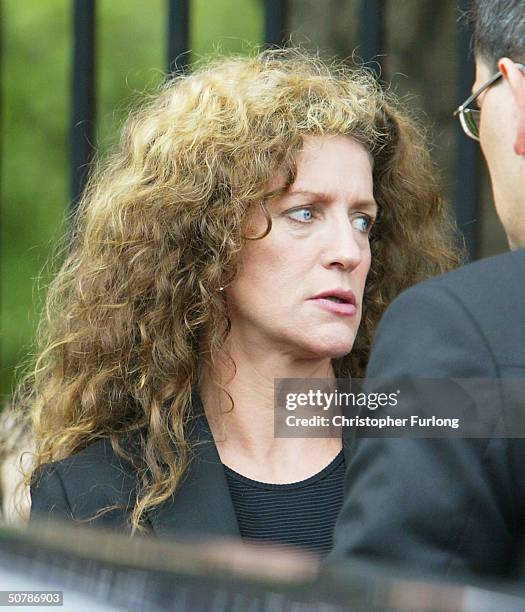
[287,189,330,201]
[287,190,378,212]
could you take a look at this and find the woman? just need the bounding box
[25,49,460,556]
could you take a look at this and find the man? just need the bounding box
[330,0,525,579]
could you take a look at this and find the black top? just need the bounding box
[224,450,345,557]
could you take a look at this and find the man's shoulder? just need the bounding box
[398,248,525,306]
[433,248,523,286]
[370,249,525,376]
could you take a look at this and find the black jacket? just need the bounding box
[330,249,525,578]
[30,414,242,538]
[31,407,353,540]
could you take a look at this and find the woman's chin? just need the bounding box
[300,335,356,361]
[326,345,354,359]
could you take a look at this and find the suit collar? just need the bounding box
[147,397,240,540]
[342,435,352,466]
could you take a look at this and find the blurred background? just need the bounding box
[0,0,507,400]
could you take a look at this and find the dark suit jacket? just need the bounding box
[330,249,525,579]
[31,403,353,541]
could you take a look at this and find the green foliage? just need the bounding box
[1,0,262,398]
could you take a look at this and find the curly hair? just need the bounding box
[19,48,461,532]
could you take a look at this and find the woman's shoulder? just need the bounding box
[34,437,136,482]
[31,437,139,526]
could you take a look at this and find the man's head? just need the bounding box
[471,0,525,69]
[468,0,525,249]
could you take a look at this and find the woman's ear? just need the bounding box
[498,57,525,156]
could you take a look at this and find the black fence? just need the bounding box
[70,0,480,258]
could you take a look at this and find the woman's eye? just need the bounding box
[352,215,374,234]
[287,207,313,223]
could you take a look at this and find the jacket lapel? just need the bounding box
[342,435,353,468]
[148,403,240,540]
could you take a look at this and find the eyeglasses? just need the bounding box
[454,63,525,141]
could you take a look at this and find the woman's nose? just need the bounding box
[321,220,365,271]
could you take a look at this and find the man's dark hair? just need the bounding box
[469,0,525,68]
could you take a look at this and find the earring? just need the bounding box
[219,286,224,291]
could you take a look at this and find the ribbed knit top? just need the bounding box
[223,450,345,557]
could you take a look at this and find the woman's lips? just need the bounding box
[310,298,357,316]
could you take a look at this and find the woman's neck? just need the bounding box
[199,339,342,483]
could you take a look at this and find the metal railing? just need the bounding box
[71,0,96,210]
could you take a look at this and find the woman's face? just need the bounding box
[225,135,376,361]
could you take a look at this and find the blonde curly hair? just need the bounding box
[19,49,461,532]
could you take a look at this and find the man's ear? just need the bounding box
[498,57,525,156]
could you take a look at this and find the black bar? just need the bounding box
[71,0,96,211]
[455,0,480,260]
[264,0,288,47]
[358,0,385,79]
[167,0,190,75]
